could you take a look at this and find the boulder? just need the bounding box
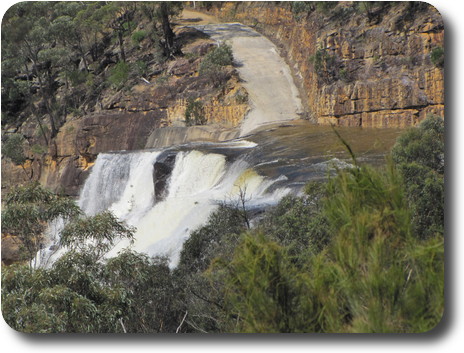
[153,151,178,201]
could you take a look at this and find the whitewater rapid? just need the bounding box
[37,122,400,268]
[75,143,291,267]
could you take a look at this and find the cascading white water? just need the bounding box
[77,152,156,216]
[106,151,161,223]
[77,146,290,267]
[36,123,396,269]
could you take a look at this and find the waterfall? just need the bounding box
[78,153,135,216]
[77,144,290,267]
[78,151,161,217]
[36,123,398,268]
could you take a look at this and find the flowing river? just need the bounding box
[37,21,403,268]
[39,121,401,268]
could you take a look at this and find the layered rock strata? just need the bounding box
[211,2,444,127]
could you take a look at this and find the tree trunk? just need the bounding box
[118,31,126,62]
[160,3,175,56]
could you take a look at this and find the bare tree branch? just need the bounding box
[176,311,188,333]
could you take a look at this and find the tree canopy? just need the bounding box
[1,1,184,134]
[1,182,82,264]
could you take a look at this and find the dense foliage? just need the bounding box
[392,114,445,239]
[1,133,28,169]
[198,43,234,87]
[1,182,82,263]
[1,1,183,132]
[2,118,444,331]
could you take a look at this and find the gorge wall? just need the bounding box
[211,1,444,127]
[1,3,445,198]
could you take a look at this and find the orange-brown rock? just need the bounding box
[1,234,22,266]
[211,1,444,127]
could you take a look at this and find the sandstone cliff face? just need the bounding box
[212,1,444,127]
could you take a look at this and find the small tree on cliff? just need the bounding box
[1,133,31,179]
[184,98,207,126]
[199,43,234,87]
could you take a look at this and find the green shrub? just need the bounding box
[315,1,338,15]
[108,60,148,89]
[178,205,246,274]
[317,163,443,332]
[234,91,248,104]
[291,1,315,20]
[203,43,233,68]
[66,69,90,86]
[215,233,313,333]
[108,61,130,89]
[391,114,444,239]
[339,68,351,82]
[131,30,147,45]
[132,60,148,77]
[31,144,48,155]
[430,46,444,68]
[199,43,233,87]
[184,98,207,126]
[2,133,27,166]
[309,48,339,83]
[258,190,330,261]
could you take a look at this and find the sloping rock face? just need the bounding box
[1,111,162,196]
[44,111,162,196]
[212,2,444,127]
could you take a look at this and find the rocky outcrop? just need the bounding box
[211,2,444,127]
[43,111,162,196]
[167,97,248,127]
[153,151,178,201]
[1,234,22,265]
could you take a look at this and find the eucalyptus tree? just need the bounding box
[1,182,82,265]
[140,1,183,58]
[1,2,75,139]
[59,211,135,262]
[1,133,30,178]
[391,114,445,239]
[1,183,141,333]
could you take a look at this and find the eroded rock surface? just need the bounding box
[211,2,444,127]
